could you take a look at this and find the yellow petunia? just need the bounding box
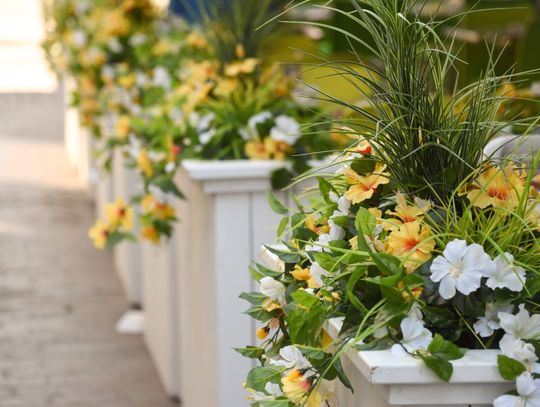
[387,221,434,272]
[88,220,109,250]
[245,138,273,160]
[464,163,525,210]
[105,198,134,231]
[344,163,390,204]
[137,149,154,178]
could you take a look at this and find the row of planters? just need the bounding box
[45,0,540,406]
[44,0,347,405]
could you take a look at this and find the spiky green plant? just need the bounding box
[185,0,284,64]
[281,0,530,203]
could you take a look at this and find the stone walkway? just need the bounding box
[0,92,176,406]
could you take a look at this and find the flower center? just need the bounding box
[448,264,463,278]
[487,186,509,200]
[404,238,419,252]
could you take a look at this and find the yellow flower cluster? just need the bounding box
[88,198,134,249]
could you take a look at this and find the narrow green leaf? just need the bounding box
[266,190,289,215]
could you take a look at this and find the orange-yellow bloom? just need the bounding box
[137,149,154,178]
[281,370,321,407]
[224,58,259,77]
[105,198,134,231]
[344,163,390,204]
[387,221,434,272]
[464,164,525,210]
[115,116,131,139]
[88,220,109,250]
[292,265,311,282]
[245,138,273,160]
[140,225,160,244]
[141,194,176,220]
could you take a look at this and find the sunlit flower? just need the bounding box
[494,372,540,407]
[292,265,311,282]
[115,115,131,139]
[430,239,493,299]
[245,138,273,160]
[214,78,238,96]
[281,370,321,407]
[344,163,390,204]
[185,32,208,49]
[464,163,525,210]
[384,193,430,230]
[391,317,432,356]
[387,221,434,272]
[137,149,154,178]
[105,198,134,231]
[474,303,513,337]
[88,220,109,250]
[484,253,526,292]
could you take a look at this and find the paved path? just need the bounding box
[0,92,176,406]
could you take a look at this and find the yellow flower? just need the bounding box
[281,370,321,407]
[464,164,525,210]
[214,78,238,96]
[115,116,131,139]
[292,265,311,281]
[344,163,390,204]
[224,58,259,77]
[141,194,176,220]
[137,150,154,178]
[383,193,430,231]
[140,225,160,244]
[88,220,109,250]
[185,32,208,49]
[105,198,134,231]
[262,298,281,312]
[321,329,333,349]
[387,221,434,272]
[245,138,272,160]
[270,140,292,161]
[118,73,136,89]
[256,326,270,340]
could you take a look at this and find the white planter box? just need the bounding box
[112,150,143,307]
[325,319,512,407]
[141,160,292,404]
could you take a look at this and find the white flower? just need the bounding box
[328,217,345,241]
[107,37,122,53]
[309,262,330,287]
[531,81,540,98]
[391,317,432,356]
[165,162,176,174]
[329,192,350,215]
[430,239,494,299]
[189,112,214,132]
[72,30,87,47]
[247,111,273,138]
[199,129,216,145]
[136,72,149,87]
[499,335,540,374]
[494,372,540,407]
[270,345,311,370]
[250,382,283,401]
[474,303,513,337]
[168,108,184,124]
[270,115,301,144]
[499,305,540,342]
[153,66,172,90]
[305,233,331,252]
[485,253,526,292]
[129,33,147,47]
[259,277,285,304]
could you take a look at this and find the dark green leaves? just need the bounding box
[354,207,377,236]
[234,346,265,359]
[419,334,465,382]
[497,355,526,380]
[245,366,282,393]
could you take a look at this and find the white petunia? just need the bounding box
[328,217,345,241]
[430,239,494,299]
[107,37,123,53]
[153,66,172,90]
[309,262,330,287]
[199,129,216,145]
[129,33,147,47]
[329,192,351,215]
[499,304,540,342]
[305,233,331,252]
[246,111,273,138]
[189,112,214,132]
[270,345,311,370]
[499,335,540,374]
[259,277,285,304]
[474,303,514,337]
[485,253,526,292]
[494,372,540,407]
[270,115,301,144]
[72,30,87,47]
[391,317,432,356]
[250,382,283,401]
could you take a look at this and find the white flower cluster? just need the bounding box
[240,111,301,144]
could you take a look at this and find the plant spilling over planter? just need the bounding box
[238,1,540,406]
[43,0,344,248]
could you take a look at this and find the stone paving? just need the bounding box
[0,91,176,406]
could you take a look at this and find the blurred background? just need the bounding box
[0,0,538,406]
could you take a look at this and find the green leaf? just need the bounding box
[370,253,403,275]
[428,334,465,361]
[312,252,336,272]
[245,366,282,392]
[291,290,319,308]
[245,305,274,322]
[239,292,267,305]
[277,217,289,237]
[263,245,301,264]
[365,274,403,288]
[255,262,283,278]
[254,400,291,407]
[354,207,377,236]
[234,346,265,359]
[497,355,526,380]
[420,354,453,382]
[152,176,185,199]
[266,190,289,215]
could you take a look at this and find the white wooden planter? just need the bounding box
[141,160,292,404]
[325,318,511,407]
[112,150,143,307]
